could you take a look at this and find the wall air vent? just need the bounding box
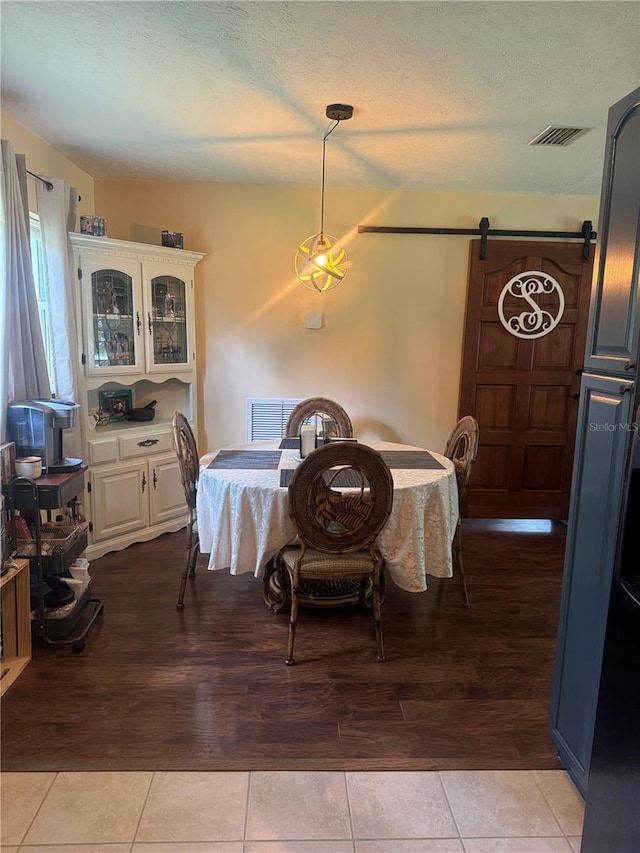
[528,126,590,147]
[246,398,303,441]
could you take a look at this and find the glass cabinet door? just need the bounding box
[87,265,142,375]
[147,274,190,370]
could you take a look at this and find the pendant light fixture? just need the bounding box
[294,104,353,293]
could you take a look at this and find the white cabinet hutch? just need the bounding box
[71,234,204,559]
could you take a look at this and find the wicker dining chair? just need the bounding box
[285,397,353,439]
[277,442,393,665]
[444,415,480,608]
[172,411,200,610]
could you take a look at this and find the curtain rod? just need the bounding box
[26,169,81,202]
[26,169,53,190]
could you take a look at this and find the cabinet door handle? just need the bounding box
[136,312,141,335]
[148,312,152,335]
[621,385,634,395]
[153,470,158,490]
[624,361,636,371]
[141,472,146,493]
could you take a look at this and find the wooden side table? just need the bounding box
[1,558,31,696]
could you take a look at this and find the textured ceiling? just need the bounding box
[1,1,639,194]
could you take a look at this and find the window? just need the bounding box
[29,213,55,394]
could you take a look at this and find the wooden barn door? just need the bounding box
[459,240,594,519]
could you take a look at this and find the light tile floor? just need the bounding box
[0,769,584,852]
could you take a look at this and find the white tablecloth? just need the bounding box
[196,440,459,593]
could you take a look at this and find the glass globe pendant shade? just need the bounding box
[294,233,350,293]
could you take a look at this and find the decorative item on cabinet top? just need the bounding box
[80,215,107,236]
[162,231,183,249]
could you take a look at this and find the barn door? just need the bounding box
[458,240,594,519]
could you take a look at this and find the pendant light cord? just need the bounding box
[319,119,340,238]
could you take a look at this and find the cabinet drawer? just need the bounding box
[88,438,119,466]
[119,430,174,459]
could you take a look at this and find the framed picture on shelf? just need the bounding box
[99,389,133,422]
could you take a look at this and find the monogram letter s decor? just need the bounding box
[497,271,565,339]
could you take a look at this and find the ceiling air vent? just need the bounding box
[528,126,590,146]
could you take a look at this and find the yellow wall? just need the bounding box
[0,110,600,453]
[96,180,599,453]
[1,110,95,213]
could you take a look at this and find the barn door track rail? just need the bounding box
[358,217,596,261]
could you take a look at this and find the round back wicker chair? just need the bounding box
[278,441,393,665]
[443,415,479,608]
[172,411,200,610]
[285,397,353,439]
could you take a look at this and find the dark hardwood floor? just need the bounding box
[1,521,567,772]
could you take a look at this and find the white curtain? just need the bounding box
[36,178,81,460]
[0,139,51,442]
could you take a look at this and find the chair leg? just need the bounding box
[452,526,470,608]
[177,520,195,611]
[177,563,189,611]
[285,567,300,665]
[188,534,199,576]
[372,566,385,663]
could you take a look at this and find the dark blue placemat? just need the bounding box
[279,437,353,450]
[280,468,294,487]
[379,450,444,470]
[280,467,364,488]
[208,450,282,470]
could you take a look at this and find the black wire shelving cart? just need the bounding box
[5,469,103,653]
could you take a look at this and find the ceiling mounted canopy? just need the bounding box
[294,104,353,293]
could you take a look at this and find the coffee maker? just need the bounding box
[6,399,83,474]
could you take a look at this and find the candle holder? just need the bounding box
[320,415,335,444]
[299,424,317,459]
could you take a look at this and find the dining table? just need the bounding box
[196,438,459,607]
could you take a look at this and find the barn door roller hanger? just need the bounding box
[358,218,596,262]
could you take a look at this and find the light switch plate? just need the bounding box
[305,311,323,329]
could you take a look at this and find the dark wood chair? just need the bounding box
[285,397,353,439]
[172,411,200,610]
[444,415,479,608]
[277,442,393,665]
